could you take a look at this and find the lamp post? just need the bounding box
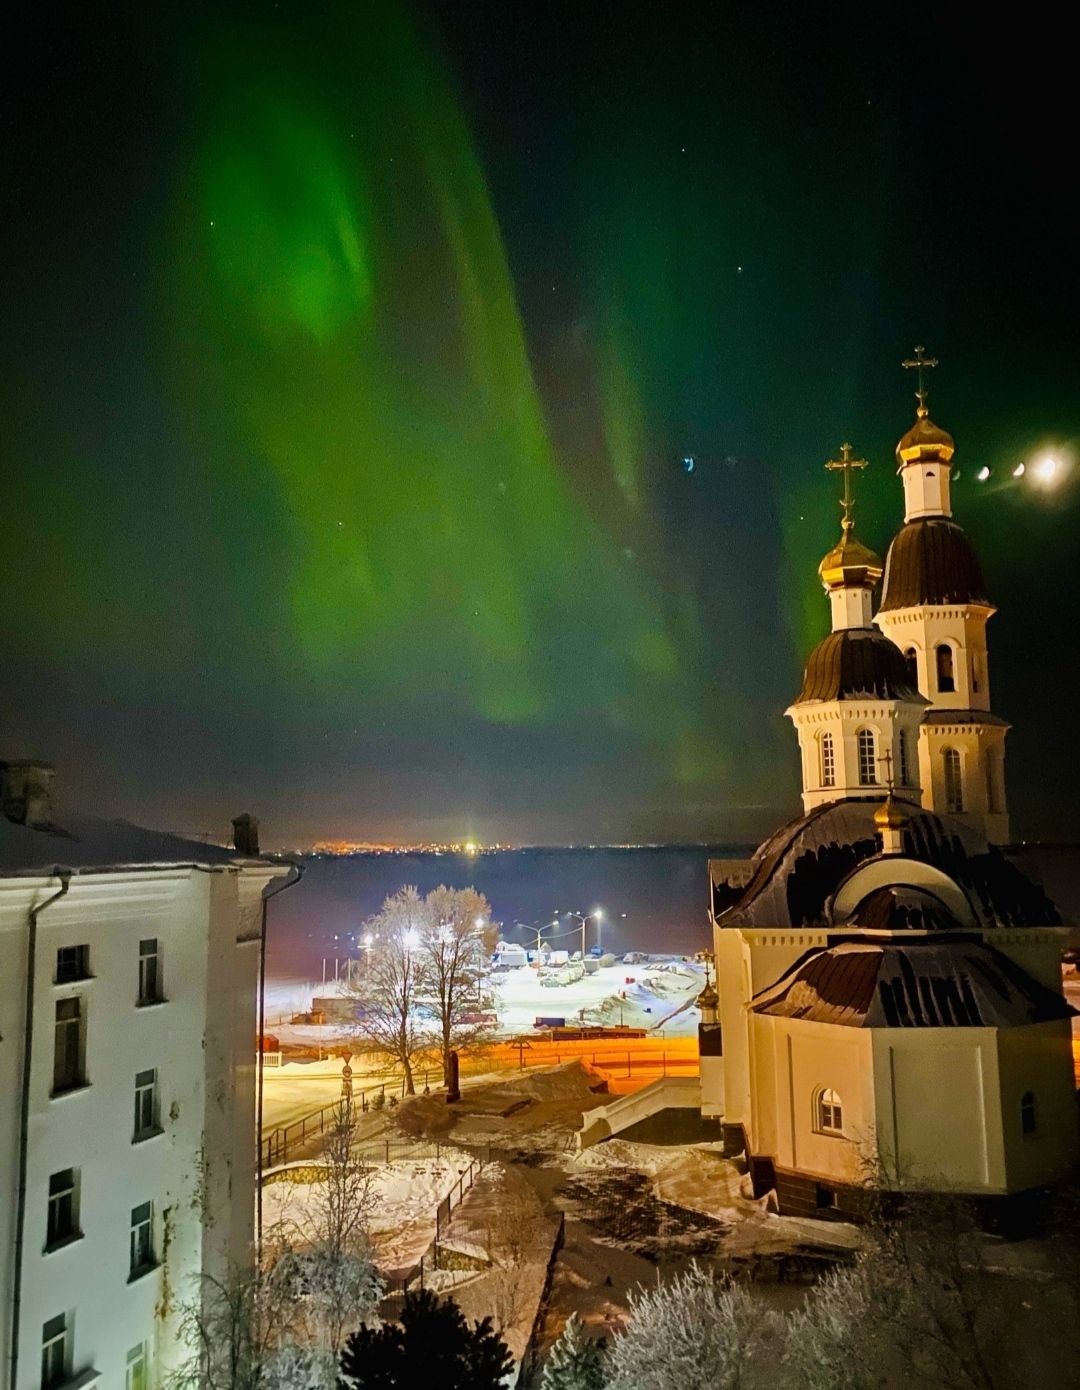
[560,909,603,959]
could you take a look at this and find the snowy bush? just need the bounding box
[604,1264,760,1390]
[780,1261,874,1390]
[541,1313,606,1390]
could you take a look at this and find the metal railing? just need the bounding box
[261,1080,401,1169]
[386,1148,490,1293]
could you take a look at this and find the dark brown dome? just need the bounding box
[879,517,989,612]
[794,628,922,705]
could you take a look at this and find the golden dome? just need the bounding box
[896,407,955,467]
[818,520,884,592]
[697,980,719,1009]
[873,793,909,831]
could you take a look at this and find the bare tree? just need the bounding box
[482,1165,547,1336]
[421,885,495,1085]
[278,1102,383,1359]
[346,886,431,1094]
[781,1260,876,1390]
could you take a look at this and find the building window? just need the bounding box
[55,944,90,984]
[138,939,163,1006]
[943,747,964,814]
[41,1315,68,1390]
[904,647,918,685]
[46,1169,80,1250]
[134,1070,160,1142]
[898,729,911,787]
[130,1202,156,1279]
[936,644,956,693]
[126,1344,148,1390]
[1021,1091,1037,1136]
[857,729,877,786]
[817,1088,843,1134]
[820,732,835,788]
[53,998,85,1095]
[971,654,980,693]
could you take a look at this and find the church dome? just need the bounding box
[817,522,883,592]
[878,517,989,612]
[712,799,1060,932]
[840,884,965,933]
[896,410,955,465]
[793,627,921,705]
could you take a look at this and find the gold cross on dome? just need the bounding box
[902,344,939,415]
[824,442,868,530]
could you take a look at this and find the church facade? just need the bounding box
[700,358,1078,1219]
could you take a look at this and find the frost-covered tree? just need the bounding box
[541,1314,607,1390]
[604,1264,760,1390]
[781,1261,875,1390]
[421,885,495,1085]
[347,887,431,1094]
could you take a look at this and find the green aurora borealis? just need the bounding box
[2,2,1079,844]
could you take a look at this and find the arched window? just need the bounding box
[943,747,964,813]
[817,1088,843,1134]
[904,647,919,685]
[898,729,911,787]
[820,732,835,788]
[1021,1091,1037,1136]
[936,644,956,693]
[857,729,877,786]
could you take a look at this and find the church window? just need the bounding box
[1021,1091,1037,1135]
[817,1088,843,1134]
[820,732,835,788]
[857,729,877,786]
[904,647,918,685]
[936,644,956,693]
[943,747,964,813]
[971,654,980,693]
[898,730,911,787]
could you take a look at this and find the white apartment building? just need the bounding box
[1,762,291,1390]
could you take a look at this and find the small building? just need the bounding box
[0,763,292,1389]
[702,373,1080,1219]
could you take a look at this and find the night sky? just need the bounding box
[2,2,1077,847]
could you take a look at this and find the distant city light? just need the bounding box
[1013,462,1026,478]
[464,841,478,855]
[402,928,420,950]
[976,466,991,482]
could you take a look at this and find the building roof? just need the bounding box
[0,813,264,876]
[878,517,989,613]
[752,939,1076,1029]
[792,628,924,705]
[844,884,964,933]
[712,799,1062,932]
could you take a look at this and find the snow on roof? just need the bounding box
[0,812,266,875]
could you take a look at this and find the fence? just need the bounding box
[261,1079,405,1169]
[386,1149,490,1294]
[524,1049,698,1078]
[262,1136,464,1186]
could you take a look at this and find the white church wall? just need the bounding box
[997,1021,1079,1192]
[871,1028,1004,1192]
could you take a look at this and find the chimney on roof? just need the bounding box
[232,813,260,856]
[1,761,56,830]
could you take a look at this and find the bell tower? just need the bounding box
[874,349,1010,842]
[787,445,927,814]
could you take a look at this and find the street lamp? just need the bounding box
[560,909,604,959]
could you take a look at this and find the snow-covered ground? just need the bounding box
[265,959,706,1044]
[263,1148,479,1274]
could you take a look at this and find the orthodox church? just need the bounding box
[699,353,1078,1219]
